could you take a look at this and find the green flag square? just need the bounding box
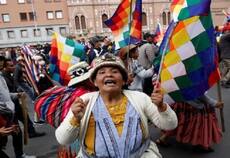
[199,14,213,30]
[174,75,192,89]
[183,55,202,73]
[65,38,75,47]
[168,90,184,102]
[186,0,201,6]
[118,40,128,48]
[73,48,83,58]
[123,31,130,39]
[191,32,210,53]
[178,8,190,20]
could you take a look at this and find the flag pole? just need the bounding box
[127,0,133,73]
[217,80,225,132]
[156,22,176,82]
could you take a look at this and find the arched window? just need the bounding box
[75,16,80,30]
[162,12,167,25]
[142,12,147,26]
[102,13,108,28]
[81,15,86,30]
[167,12,171,24]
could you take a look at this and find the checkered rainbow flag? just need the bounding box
[171,0,211,22]
[155,1,220,103]
[104,0,142,50]
[49,33,85,85]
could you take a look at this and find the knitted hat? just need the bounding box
[90,53,128,82]
[67,61,92,87]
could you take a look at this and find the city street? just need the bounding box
[5,85,230,158]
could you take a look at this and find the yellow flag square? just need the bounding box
[164,50,181,67]
[161,68,172,82]
[172,29,190,48]
[61,53,72,63]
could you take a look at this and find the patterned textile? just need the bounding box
[104,0,142,50]
[163,102,222,148]
[87,96,143,157]
[34,86,89,128]
[171,0,211,22]
[21,45,40,95]
[50,33,85,85]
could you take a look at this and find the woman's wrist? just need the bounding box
[69,116,80,127]
[158,103,167,112]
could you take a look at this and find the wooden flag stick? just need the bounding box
[19,93,29,145]
[217,81,225,132]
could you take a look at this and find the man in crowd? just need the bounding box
[0,56,36,158]
[3,58,46,138]
[138,33,159,95]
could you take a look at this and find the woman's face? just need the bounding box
[94,66,125,94]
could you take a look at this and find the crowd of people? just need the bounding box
[0,27,229,157]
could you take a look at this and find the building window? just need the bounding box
[167,12,171,24]
[33,29,41,37]
[29,12,36,21]
[142,12,147,26]
[55,10,63,19]
[47,11,54,19]
[75,16,80,30]
[7,31,15,39]
[81,15,86,29]
[21,30,28,38]
[27,0,32,4]
[2,14,10,22]
[0,0,7,4]
[45,0,52,2]
[102,14,108,28]
[20,12,27,21]
[46,28,53,36]
[60,27,66,36]
[162,12,167,25]
[18,0,25,3]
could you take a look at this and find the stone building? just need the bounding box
[0,0,69,48]
[67,0,230,38]
[0,0,229,48]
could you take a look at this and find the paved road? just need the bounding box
[5,85,230,158]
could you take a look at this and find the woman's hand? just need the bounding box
[71,97,89,122]
[0,126,15,136]
[127,73,134,85]
[215,101,224,108]
[151,82,167,112]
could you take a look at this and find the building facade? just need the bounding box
[67,0,230,38]
[67,0,173,37]
[0,0,230,48]
[0,0,69,48]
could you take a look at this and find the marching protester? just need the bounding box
[138,33,159,95]
[119,44,154,92]
[88,36,107,64]
[0,56,36,158]
[55,53,177,158]
[34,61,96,158]
[2,58,45,138]
[219,29,230,88]
[156,93,223,152]
[14,56,36,101]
